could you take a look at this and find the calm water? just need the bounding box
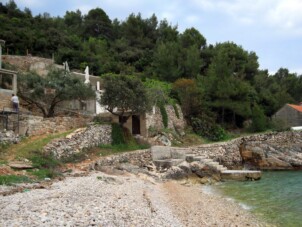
[214,171,302,226]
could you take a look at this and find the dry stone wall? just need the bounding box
[19,115,91,136]
[91,149,152,170]
[2,55,53,75]
[44,124,112,159]
[0,130,20,146]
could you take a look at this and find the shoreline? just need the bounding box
[0,171,270,226]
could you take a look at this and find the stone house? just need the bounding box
[273,104,302,127]
[2,55,186,137]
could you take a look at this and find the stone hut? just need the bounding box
[273,103,302,127]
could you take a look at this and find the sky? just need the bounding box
[2,0,302,75]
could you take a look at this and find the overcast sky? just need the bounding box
[2,0,302,75]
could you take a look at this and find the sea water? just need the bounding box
[214,171,302,226]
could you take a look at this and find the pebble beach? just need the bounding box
[0,171,269,227]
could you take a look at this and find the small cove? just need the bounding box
[212,171,302,226]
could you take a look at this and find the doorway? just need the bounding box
[132,115,140,135]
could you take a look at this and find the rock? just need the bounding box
[162,166,188,179]
[178,161,192,174]
[8,161,33,169]
[157,134,172,146]
[266,157,292,168]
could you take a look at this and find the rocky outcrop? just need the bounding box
[192,131,302,170]
[240,131,302,170]
[43,124,112,159]
[146,105,186,138]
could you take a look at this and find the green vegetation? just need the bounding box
[99,143,149,156]
[1,130,73,159]
[173,104,180,119]
[100,75,151,126]
[99,123,150,156]
[159,104,168,128]
[0,175,31,185]
[111,123,126,145]
[18,68,95,118]
[1,1,301,141]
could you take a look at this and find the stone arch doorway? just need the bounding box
[132,115,140,135]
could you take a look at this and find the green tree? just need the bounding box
[83,8,112,40]
[100,74,151,125]
[152,41,182,82]
[18,68,95,117]
[172,78,204,121]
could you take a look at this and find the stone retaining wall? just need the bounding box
[44,124,112,159]
[91,149,152,170]
[19,115,91,136]
[0,130,20,146]
[2,55,54,75]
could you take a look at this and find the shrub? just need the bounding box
[269,118,290,132]
[159,105,168,128]
[191,117,227,141]
[111,123,125,145]
[249,105,267,132]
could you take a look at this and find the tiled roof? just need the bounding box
[288,104,302,112]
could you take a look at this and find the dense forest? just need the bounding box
[1,0,302,138]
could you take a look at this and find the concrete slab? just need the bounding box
[221,170,261,181]
[151,146,171,161]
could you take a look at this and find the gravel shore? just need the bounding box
[0,171,269,227]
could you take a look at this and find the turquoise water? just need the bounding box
[214,171,302,226]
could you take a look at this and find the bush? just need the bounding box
[191,117,227,141]
[111,123,125,145]
[30,151,61,169]
[249,105,267,132]
[269,118,290,132]
[159,105,168,128]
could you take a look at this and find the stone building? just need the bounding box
[2,55,186,138]
[273,104,302,127]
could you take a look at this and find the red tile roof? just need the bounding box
[288,104,302,112]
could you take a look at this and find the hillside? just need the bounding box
[1,1,302,134]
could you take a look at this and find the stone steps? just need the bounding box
[186,154,228,173]
[151,147,262,181]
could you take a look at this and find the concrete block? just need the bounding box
[171,148,186,160]
[151,146,171,161]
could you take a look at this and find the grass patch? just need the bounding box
[0,175,31,185]
[29,151,61,169]
[99,143,150,156]
[17,130,74,159]
[27,168,60,180]
[0,130,74,161]
[0,160,8,165]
